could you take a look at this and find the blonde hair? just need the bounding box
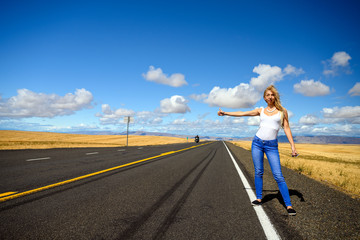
[263,85,286,127]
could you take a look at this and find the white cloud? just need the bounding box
[97,104,135,125]
[283,64,305,76]
[232,118,245,124]
[310,124,358,135]
[142,66,188,87]
[293,79,330,97]
[160,95,191,113]
[201,63,303,109]
[101,104,112,114]
[0,88,93,118]
[152,118,163,124]
[172,118,187,125]
[220,116,246,125]
[204,83,261,108]
[322,106,360,119]
[189,93,208,101]
[97,104,170,126]
[331,51,351,67]
[323,51,352,76]
[348,82,360,96]
[250,64,304,91]
[160,116,257,138]
[136,111,165,124]
[299,115,320,125]
[298,106,360,127]
[248,116,260,126]
[250,64,284,91]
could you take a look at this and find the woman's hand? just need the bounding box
[218,108,225,116]
[291,147,299,157]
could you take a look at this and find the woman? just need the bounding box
[218,85,298,216]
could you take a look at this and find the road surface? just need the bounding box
[1,141,359,239]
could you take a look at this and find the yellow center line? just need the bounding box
[0,142,212,203]
[0,192,18,198]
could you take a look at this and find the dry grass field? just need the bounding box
[232,141,360,198]
[0,130,188,149]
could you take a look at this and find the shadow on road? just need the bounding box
[262,189,305,208]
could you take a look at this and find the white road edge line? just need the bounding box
[26,157,51,162]
[85,152,99,155]
[223,141,281,240]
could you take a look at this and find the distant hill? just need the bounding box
[278,135,360,144]
[235,135,360,144]
[69,131,359,144]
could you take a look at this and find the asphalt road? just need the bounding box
[0,141,273,239]
[1,141,359,239]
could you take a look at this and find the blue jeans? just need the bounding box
[251,135,292,207]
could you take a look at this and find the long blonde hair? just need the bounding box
[263,85,286,127]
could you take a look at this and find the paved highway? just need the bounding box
[0,141,279,239]
[1,141,359,239]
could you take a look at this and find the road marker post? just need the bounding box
[123,116,134,147]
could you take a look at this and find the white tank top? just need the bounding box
[255,108,281,140]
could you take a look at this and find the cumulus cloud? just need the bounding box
[250,64,283,91]
[136,111,164,125]
[200,63,303,110]
[142,66,188,87]
[283,64,305,76]
[293,79,330,97]
[189,93,208,101]
[323,51,352,76]
[160,95,191,113]
[348,82,360,96]
[97,97,189,126]
[304,124,359,136]
[158,116,259,138]
[248,116,260,126]
[322,106,360,119]
[299,115,320,125]
[204,83,261,109]
[250,64,304,91]
[172,118,188,125]
[97,104,135,125]
[331,51,351,67]
[298,106,360,127]
[0,88,93,118]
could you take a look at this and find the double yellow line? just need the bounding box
[0,142,211,203]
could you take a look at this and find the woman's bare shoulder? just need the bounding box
[254,107,262,115]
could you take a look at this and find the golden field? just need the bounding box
[0,130,188,149]
[232,141,360,198]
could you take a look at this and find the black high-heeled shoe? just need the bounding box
[251,200,262,206]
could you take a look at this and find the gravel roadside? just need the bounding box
[226,142,360,240]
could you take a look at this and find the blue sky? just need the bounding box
[1,0,360,137]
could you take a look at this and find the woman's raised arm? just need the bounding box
[218,108,261,117]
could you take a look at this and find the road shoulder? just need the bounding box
[226,142,360,240]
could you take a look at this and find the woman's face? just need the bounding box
[264,90,275,104]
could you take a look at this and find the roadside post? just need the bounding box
[123,116,134,146]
